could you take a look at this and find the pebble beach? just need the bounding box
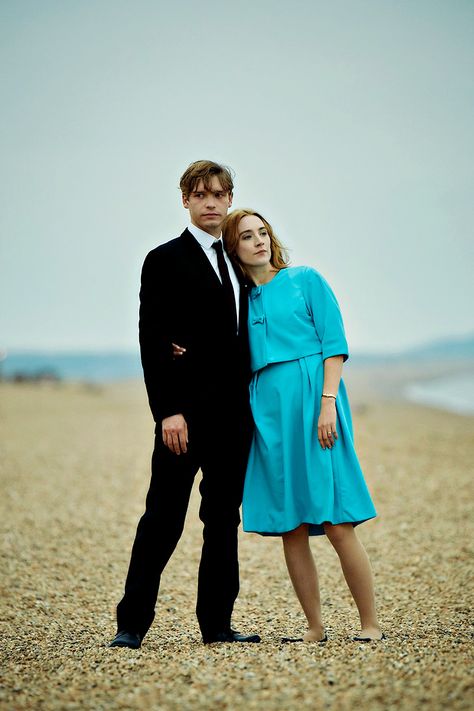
[1,379,473,710]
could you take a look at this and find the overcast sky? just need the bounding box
[1,0,472,354]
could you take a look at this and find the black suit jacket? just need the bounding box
[139,229,251,425]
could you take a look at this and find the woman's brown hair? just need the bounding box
[222,209,289,280]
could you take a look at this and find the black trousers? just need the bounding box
[116,409,252,640]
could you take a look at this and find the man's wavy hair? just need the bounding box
[223,209,289,281]
[179,160,234,198]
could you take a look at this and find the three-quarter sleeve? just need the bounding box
[303,267,349,362]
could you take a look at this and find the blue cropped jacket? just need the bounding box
[247,266,349,374]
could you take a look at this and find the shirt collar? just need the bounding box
[188,223,221,251]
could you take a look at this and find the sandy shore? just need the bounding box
[1,380,473,710]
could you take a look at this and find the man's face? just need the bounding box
[182,177,233,235]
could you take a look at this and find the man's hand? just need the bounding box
[162,414,188,455]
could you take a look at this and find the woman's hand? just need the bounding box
[318,398,338,449]
[172,342,186,359]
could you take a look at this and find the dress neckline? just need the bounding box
[253,268,285,289]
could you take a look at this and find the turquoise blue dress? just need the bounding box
[242,266,377,536]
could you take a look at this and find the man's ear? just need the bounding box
[228,192,233,208]
[182,193,189,208]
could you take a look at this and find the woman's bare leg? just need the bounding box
[282,524,326,641]
[324,522,382,639]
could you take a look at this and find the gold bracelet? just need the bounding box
[322,393,337,400]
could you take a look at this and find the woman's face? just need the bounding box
[236,215,271,267]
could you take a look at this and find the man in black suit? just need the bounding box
[109,160,259,648]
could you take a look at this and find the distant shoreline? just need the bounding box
[404,372,474,416]
[1,350,473,417]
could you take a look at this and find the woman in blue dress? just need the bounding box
[222,209,384,643]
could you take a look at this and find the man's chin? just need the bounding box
[197,219,223,231]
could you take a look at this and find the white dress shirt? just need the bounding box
[187,223,241,328]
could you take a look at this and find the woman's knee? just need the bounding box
[324,522,354,546]
[282,523,308,545]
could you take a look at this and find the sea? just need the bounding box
[404,371,474,416]
[2,351,474,416]
[0,351,142,383]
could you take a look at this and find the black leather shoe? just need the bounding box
[203,629,261,644]
[353,633,386,642]
[108,630,142,649]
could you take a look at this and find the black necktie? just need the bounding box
[212,240,237,332]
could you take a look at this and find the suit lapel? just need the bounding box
[179,229,249,334]
[179,228,222,289]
